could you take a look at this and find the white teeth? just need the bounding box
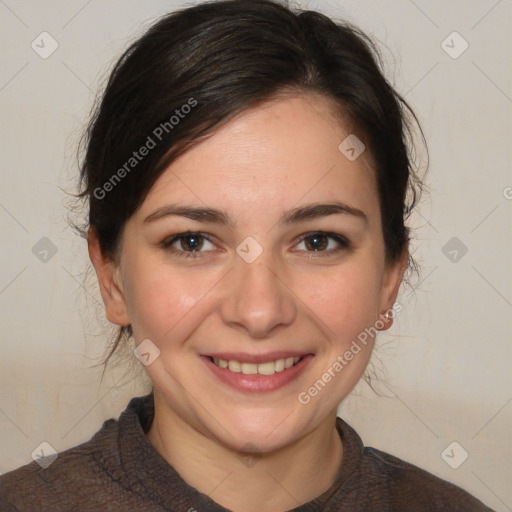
[257,361,276,375]
[274,359,285,372]
[212,356,302,375]
[228,360,241,372]
[241,363,258,375]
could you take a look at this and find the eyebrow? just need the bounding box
[143,201,368,227]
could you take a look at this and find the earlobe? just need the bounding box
[87,228,131,326]
[377,247,408,331]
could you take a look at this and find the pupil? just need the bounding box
[307,235,327,251]
[184,235,202,251]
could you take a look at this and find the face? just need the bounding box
[90,93,405,452]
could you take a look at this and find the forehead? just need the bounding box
[139,94,378,222]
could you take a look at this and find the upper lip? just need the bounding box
[203,351,311,364]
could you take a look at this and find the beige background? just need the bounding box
[0,0,511,509]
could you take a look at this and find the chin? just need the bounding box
[207,406,313,452]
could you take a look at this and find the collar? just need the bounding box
[96,392,364,511]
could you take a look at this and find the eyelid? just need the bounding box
[161,231,216,246]
[295,231,350,245]
[292,231,351,257]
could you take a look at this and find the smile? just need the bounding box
[210,356,301,376]
[202,353,313,393]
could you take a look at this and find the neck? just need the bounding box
[146,390,343,512]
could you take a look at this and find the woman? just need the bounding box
[0,0,495,510]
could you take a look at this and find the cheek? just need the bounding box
[124,259,223,345]
[124,246,384,351]
[295,260,382,339]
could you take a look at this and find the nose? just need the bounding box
[219,253,297,339]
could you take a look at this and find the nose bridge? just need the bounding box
[220,249,296,338]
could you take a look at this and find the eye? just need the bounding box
[161,232,217,259]
[294,232,350,257]
[160,230,350,260]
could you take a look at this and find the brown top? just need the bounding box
[0,393,494,511]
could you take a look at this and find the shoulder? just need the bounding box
[335,417,494,511]
[361,446,495,511]
[0,418,121,511]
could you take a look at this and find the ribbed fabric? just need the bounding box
[0,393,494,511]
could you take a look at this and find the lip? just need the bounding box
[201,353,314,393]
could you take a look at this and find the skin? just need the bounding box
[89,93,407,512]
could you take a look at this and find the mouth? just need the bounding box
[201,352,313,393]
[206,355,303,376]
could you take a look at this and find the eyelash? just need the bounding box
[160,231,351,260]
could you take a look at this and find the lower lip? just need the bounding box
[201,355,314,393]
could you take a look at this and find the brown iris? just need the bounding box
[304,234,328,251]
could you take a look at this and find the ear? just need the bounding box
[87,227,130,326]
[377,245,408,330]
